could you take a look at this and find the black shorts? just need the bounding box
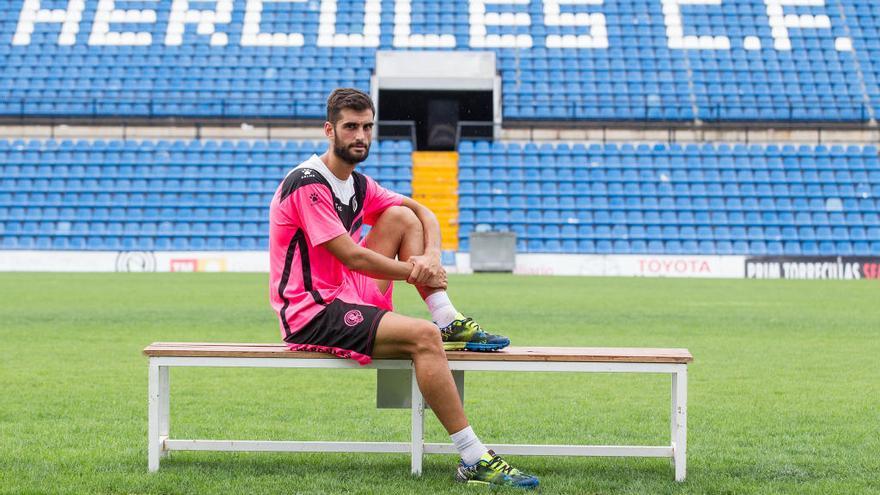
[284,299,387,364]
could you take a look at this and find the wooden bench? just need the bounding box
[144,343,693,481]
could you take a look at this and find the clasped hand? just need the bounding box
[406,254,447,289]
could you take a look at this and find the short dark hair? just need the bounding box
[326,88,375,125]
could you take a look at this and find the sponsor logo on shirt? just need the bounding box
[344,309,365,327]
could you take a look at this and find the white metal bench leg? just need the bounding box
[159,364,170,459]
[148,360,161,472]
[410,367,425,476]
[671,369,688,481]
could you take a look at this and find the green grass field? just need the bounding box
[1,273,878,494]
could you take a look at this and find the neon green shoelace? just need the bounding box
[487,455,514,475]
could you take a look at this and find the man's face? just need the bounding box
[328,108,373,166]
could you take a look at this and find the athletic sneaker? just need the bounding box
[455,450,539,489]
[439,314,510,351]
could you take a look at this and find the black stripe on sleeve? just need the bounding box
[294,229,325,305]
[349,217,363,235]
[277,229,300,339]
[277,228,325,340]
[279,168,331,203]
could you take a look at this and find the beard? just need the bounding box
[333,135,370,165]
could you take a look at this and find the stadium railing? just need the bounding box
[0,96,874,123]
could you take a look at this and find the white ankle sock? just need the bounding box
[425,291,459,328]
[450,425,488,466]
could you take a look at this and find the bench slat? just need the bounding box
[144,343,692,363]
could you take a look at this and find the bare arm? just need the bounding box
[322,232,447,289]
[323,232,414,280]
[323,197,448,289]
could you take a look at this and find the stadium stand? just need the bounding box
[1,138,877,256]
[1,0,879,121]
[457,140,880,255]
[0,138,413,251]
[2,1,879,257]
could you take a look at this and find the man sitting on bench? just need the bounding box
[268,88,539,489]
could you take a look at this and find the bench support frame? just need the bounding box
[148,356,688,481]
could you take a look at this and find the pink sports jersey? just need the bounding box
[269,156,404,342]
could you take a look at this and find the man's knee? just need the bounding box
[410,320,443,356]
[377,206,420,230]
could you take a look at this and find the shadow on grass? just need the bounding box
[152,452,685,493]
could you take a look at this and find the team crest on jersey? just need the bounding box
[344,310,364,327]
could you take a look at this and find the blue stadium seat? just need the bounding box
[665,241,682,255]
[715,241,733,255]
[613,240,631,254]
[577,240,595,254]
[527,239,544,252]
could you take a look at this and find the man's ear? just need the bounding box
[324,121,334,138]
